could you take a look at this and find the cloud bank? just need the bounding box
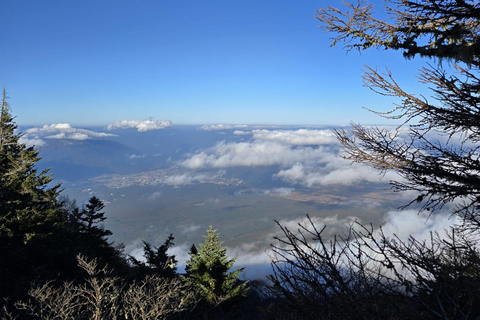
[124,209,458,281]
[20,123,117,146]
[201,124,248,131]
[249,129,338,145]
[182,140,334,169]
[181,128,400,186]
[108,119,172,132]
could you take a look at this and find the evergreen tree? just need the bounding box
[0,90,128,301]
[61,196,128,276]
[184,226,248,306]
[0,87,63,242]
[0,88,67,299]
[129,234,177,279]
[75,196,112,238]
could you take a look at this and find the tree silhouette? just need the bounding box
[268,1,480,319]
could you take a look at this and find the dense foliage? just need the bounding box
[0,88,70,300]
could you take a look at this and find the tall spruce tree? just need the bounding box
[0,87,63,241]
[0,88,66,299]
[184,226,248,306]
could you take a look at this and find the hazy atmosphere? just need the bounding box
[2,0,475,318]
[4,0,455,275]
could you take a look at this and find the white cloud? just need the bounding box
[147,191,162,200]
[19,138,46,147]
[46,132,89,140]
[251,129,338,145]
[274,162,399,187]
[182,140,331,169]
[201,124,248,131]
[265,187,295,196]
[380,209,458,241]
[22,123,117,144]
[108,119,172,132]
[233,130,251,135]
[165,174,201,186]
[130,154,146,159]
[181,128,402,186]
[179,224,201,234]
[164,171,224,186]
[226,243,272,280]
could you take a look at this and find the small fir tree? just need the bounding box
[75,196,112,238]
[184,226,248,306]
[129,234,178,279]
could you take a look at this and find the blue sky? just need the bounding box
[2,0,427,126]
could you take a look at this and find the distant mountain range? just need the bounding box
[38,139,140,181]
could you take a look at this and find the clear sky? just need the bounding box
[1,0,427,126]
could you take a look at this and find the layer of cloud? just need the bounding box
[274,162,399,187]
[125,209,460,281]
[179,224,201,234]
[20,123,117,146]
[108,119,172,132]
[380,209,458,241]
[250,129,338,145]
[201,124,248,131]
[164,171,224,186]
[265,188,295,196]
[129,154,146,159]
[181,127,400,186]
[147,191,162,200]
[182,140,333,169]
[19,138,46,147]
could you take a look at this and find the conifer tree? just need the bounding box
[129,234,178,279]
[0,87,63,241]
[75,196,112,238]
[184,226,248,306]
[0,88,66,299]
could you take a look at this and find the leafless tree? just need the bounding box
[317,0,480,224]
[12,255,194,320]
[267,2,480,319]
[268,216,480,320]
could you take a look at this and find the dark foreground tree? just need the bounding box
[267,217,480,320]
[0,90,128,302]
[268,1,480,319]
[12,255,193,320]
[317,0,480,220]
[0,88,66,299]
[62,196,128,275]
[129,234,178,279]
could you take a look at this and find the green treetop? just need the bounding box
[184,226,248,306]
[0,88,67,299]
[0,87,63,242]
